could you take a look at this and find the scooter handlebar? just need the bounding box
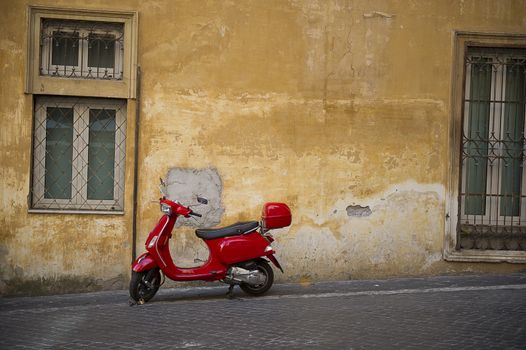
[189,211,202,218]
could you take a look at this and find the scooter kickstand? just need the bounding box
[226,284,235,299]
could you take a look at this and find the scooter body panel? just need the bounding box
[153,236,229,281]
[212,231,271,265]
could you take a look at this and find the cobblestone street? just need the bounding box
[1,274,525,349]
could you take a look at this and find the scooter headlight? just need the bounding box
[160,203,172,215]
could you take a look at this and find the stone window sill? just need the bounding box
[28,209,124,215]
[444,250,526,263]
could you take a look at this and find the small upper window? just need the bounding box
[40,19,124,80]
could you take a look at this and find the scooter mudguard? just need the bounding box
[266,254,284,273]
[132,252,158,272]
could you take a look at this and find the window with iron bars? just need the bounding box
[40,19,124,80]
[459,47,526,251]
[31,96,126,212]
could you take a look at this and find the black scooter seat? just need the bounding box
[195,221,259,240]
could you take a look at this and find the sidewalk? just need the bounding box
[1,273,526,349]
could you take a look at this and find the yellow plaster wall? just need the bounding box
[1,0,525,295]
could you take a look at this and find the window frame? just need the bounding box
[40,22,124,80]
[26,6,137,99]
[31,96,127,213]
[460,57,526,226]
[445,31,526,263]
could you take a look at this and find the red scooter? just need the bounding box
[129,179,291,303]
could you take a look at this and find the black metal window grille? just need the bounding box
[40,19,124,80]
[32,96,126,211]
[459,47,526,251]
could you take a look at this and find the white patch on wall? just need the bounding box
[165,167,224,228]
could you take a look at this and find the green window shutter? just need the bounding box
[44,107,74,199]
[87,108,116,200]
[88,33,116,69]
[465,59,492,215]
[500,59,525,216]
[51,31,79,67]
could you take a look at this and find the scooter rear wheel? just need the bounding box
[129,268,161,303]
[240,260,274,296]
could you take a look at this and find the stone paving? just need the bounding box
[1,273,526,349]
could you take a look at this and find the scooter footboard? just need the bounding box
[132,252,158,272]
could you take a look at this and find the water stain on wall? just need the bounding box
[2,0,526,295]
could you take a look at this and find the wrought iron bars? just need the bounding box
[459,47,526,250]
[40,19,124,80]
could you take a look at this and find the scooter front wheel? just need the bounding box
[240,260,274,296]
[129,268,161,303]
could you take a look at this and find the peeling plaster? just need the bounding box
[166,167,224,228]
[274,181,449,280]
[346,205,372,217]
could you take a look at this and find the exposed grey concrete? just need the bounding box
[166,167,225,228]
[346,204,372,217]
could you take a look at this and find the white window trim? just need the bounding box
[32,96,126,212]
[445,31,526,263]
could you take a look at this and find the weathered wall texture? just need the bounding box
[1,0,525,295]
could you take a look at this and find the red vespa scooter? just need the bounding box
[129,179,291,303]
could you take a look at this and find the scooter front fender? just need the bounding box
[132,252,158,272]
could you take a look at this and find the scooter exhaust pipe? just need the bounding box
[224,267,266,286]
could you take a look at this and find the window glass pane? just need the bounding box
[88,33,115,69]
[51,31,79,67]
[87,109,116,200]
[465,59,492,215]
[500,59,525,216]
[45,107,73,199]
